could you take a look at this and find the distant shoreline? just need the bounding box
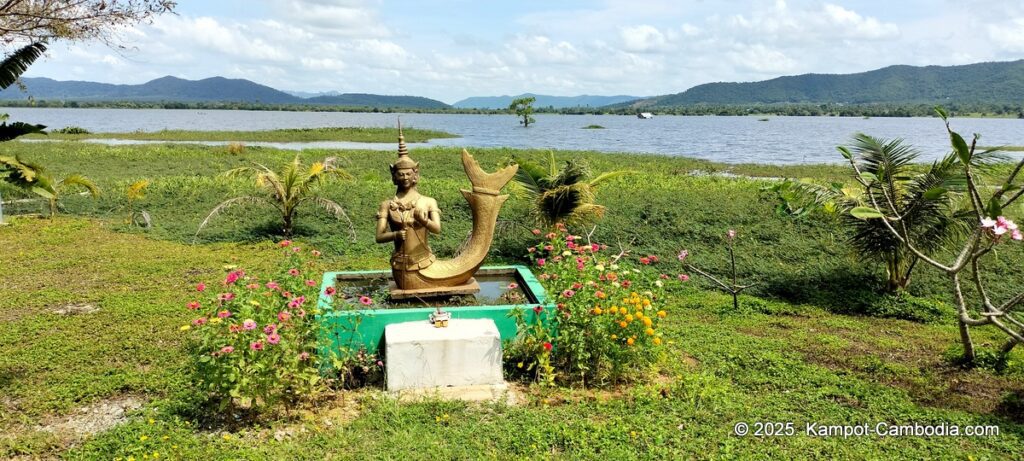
[1,100,1022,119]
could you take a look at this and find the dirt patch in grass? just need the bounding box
[38,395,144,440]
[50,302,100,316]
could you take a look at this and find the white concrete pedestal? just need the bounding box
[384,318,505,394]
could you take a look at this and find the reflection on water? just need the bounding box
[334,273,531,309]
[6,108,1023,164]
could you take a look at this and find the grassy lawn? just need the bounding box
[24,126,456,143]
[1,141,1023,458]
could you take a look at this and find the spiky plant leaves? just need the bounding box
[0,42,46,90]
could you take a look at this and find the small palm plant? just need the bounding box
[125,179,151,228]
[512,151,628,227]
[47,173,100,216]
[195,155,355,240]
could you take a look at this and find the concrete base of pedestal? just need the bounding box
[385,318,505,392]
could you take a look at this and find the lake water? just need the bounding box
[5,108,1023,164]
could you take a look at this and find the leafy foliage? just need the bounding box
[0,42,45,90]
[196,155,355,239]
[512,151,627,227]
[508,96,536,127]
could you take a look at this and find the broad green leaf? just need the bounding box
[836,146,852,160]
[934,106,949,120]
[859,172,877,183]
[988,197,1003,218]
[923,187,947,200]
[951,131,971,164]
[850,206,884,219]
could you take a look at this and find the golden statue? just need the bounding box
[376,122,517,298]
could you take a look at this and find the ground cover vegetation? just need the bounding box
[1,134,1023,458]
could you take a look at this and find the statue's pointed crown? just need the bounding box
[390,118,419,171]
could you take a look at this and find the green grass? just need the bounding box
[25,126,456,143]
[2,141,1024,458]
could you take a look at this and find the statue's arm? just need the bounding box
[375,203,397,243]
[423,199,441,234]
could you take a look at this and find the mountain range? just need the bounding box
[615,59,1024,109]
[3,59,1023,111]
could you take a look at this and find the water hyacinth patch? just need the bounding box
[185,241,324,414]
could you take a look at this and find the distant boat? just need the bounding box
[637,112,654,119]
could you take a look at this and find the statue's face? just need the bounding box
[392,168,418,189]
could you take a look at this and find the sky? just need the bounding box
[18,0,1024,104]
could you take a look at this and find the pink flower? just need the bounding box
[566,235,575,241]
[218,292,236,302]
[229,324,242,333]
[311,250,322,257]
[324,286,336,296]
[250,341,264,351]
[292,246,302,253]
[727,229,737,239]
[543,342,553,351]
[532,229,542,235]
[267,333,281,345]
[220,346,234,354]
[660,274,669,279]
[278,311,292,322]
[537,258,546,267]
[265,281,280,290]
[359,296,373,306]
[245,283,258,290]
[649,255,659,263]
[242,319,257,331]
[533,306,544,314]
[1014,229,1023,241]
[507,282,519,289]
[264,324,277,334]
[196,283,206,292]
[545,232,556,239]
[544,245,554,251]
[678,250,689,262]
[678,273,690,282]
[279,240,291,247]
[639,257,651,265]
[297,309,306,318]
[306,279,317,287]
[224,270,244,285]
[594,290,605,298]
[288,268,300,277]
[621,280,632,288]
[527,247,536,253]
[562,289,576,298]
[591,243,600,252]
[567,241,575,249]
[298,352,310,361]
[192,317,207,326]
[572,282,583,290]
[217,310,231,319]
[187,301,201,310]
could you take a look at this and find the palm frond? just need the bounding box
[193,196,269,243]
[0,121,46,142]
[588,170,631,187]
[126,179,149,201]
[0,42,46,90]
[58,174,100,197]
[307,196,357,242]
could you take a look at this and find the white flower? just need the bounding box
[562,250,572,256]
[609,264,619,271]
[981,217,997,228]
[994,225,1008,236]
[595,264,605,271]
[655,280,664,288]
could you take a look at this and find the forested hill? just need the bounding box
[615,60,1024,109]
[0,76,451,109]
[454,93,641,109]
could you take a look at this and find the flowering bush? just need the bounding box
[507,224,671,385]
[184,240,324,412]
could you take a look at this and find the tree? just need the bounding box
[512,151,628,227]
[509,96,536,127]
[0,0,175,48]
[196,155,356,240]
[845,108,1024,362]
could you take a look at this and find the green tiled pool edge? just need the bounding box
[317,265,553,358]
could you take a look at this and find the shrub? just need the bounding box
[53,126,90,134]
[184,241,325,414]
[864,293,949,323]
[505,224,670,386]
[226,141,245,155]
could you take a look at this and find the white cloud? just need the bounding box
[505,35,580,65]
[619,25,671,53]
[728,43,797,74]
[988,18,1024,52]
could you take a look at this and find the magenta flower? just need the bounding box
[533,306,544,314]
[359,296,373,306]
[591,243,600,252]
[324,286,336,296]
[562,289,575,298]
[250,341,264,351]
[192,317,207,326]
[220,346,234,354]
[678,250,689,262]
[187,301,201,310]
[678,273,690,282]
[196,283,206,292]
[537,258,546,267]
[218,292,236,302]
[217,310,231,319]
[278,311,292,322]
[265,281,280,290]
[567,241,575,249]
[267,333,281,345]
[306,279,317,287]
[224,270,244,285]
[566,234,575,241]
[242,319,257,330]
[288,268,300,277]
[263,324,277,335]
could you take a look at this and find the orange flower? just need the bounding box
[592,307,603,315]
[626,337,635,346]
[645,328,655,336]
[653,337,662,345]
[624,314,634,322]
[642,317,653,327]
[619,321,628,328]
[657,310,667,318]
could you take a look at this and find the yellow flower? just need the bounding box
[222,264,238,270]
[642,299,651,307]
[653,337,662,345]
[643,317,653,327]
[179,325,191,331]
[249,300,261,306]
[128,457,136,461]
[609,306,619,314]
[595,264,605,271]
[610,334,618,340]
[645,328,655,336]
[592,307,603,315]
[162,436,169,441]
[624,314,634,322]
[619,321,628,328]
[148,418,155,424]
[222,434,231,441]
[626,337,635,346]
[210,317,223,324]
[140,435,149,442]
[153,452,160,459]
[517,362,524,368]
[657,310,667,318]
[634,311,644,319]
